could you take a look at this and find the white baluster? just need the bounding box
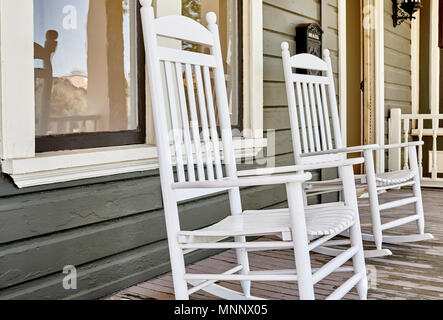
[432,118,438,180]
[418,118,423,179]
[403,120,409,170]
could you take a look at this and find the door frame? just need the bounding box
[339,0,385,172]
[430,0,440,114]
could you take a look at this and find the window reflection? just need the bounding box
[182,0,240,126]
[34,0,139,137]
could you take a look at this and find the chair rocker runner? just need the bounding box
[140,0,368,300]
[280,43,434,258]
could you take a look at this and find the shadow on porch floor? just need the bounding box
[106,189,443,300]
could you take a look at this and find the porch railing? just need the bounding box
[389,108,443,188]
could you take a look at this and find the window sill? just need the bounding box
[1,138,267,188]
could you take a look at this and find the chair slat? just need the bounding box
[292,74,330,85]
[195,65,215,181]
[308,83,322,151]
[158,47,217,67]
[185,64,206,181]
[175,62,196,182]
[314,83,328,151]
[295,82,309,153]
[154,15,215,46]
[302,82,316,152]
[289,53,328,71]
[320,84,333,149]
[203,66,223,179]
[164,61,186,182]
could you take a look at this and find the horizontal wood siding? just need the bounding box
[263,0,339,155]
[382,0,412,170]
[384,0,412,144]
[0,168,292,299]
[263,0,340,202]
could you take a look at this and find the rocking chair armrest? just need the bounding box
[300,145,379,157]
[373,141,424,150]
[171,172,312,189]
[237,158,364,177]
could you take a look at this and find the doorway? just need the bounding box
[346,0,364,149]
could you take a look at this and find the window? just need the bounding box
[33,0,146,152]
[182,0,243,130]
[0,0,263,188]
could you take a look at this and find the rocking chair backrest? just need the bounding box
[281,43,344,165]
[140,1,238,201]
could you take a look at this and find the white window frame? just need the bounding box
[0,0,264,188]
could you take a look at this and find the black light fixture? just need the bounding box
[393,0,422,27]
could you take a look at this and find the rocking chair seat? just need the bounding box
[307,169,416,193]
[178,203,355,242]
[373,170,415,186]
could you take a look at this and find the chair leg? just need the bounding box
[364,150,383,250]
[164,203,189,300]
[229,189,251,297]
[350,221,368,299]
[168,241,190,300]
[342,165,368,300]
[409,146,425,234]
[171,255,190,300]
[286,182,315,300]
[235,245,251,297]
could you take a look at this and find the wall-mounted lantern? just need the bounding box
[392,0,422,27]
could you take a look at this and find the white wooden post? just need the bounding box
[432,118,438,180]
[389,108,402,171]
[0,0,35,159]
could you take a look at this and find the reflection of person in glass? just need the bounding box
[34,30,59,136]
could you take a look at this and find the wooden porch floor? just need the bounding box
[106,189,443,300]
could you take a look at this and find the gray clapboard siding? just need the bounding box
[264,0,321,20]
[0,176,288,291]
[263,0,339,172]
[0,240,219,300]
[264,83,288,107]
[0,176,163,244]
[263,30,296,58]
[264,107,291,131]
[0,167,159,198]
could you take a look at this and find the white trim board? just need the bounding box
[374,0,385,173]
[429,0,440,114]
[2,139,267,188]
[0,0,35,159]
[338,0,347,146]
[411,11,420,115]
[242,0,264,140]
[428,151,443,174]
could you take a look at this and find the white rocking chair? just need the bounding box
[140,0,367,300]
[280,44,434,258]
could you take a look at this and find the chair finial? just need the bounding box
[139,0,152,7]
[281,42,290,52]
[323,49,330,58]
[206,12,217,25]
